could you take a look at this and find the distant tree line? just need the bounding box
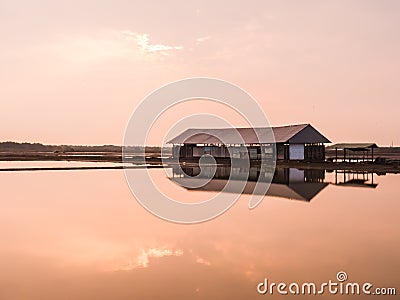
[0,142,170,154]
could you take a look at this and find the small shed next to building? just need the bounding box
[329,143,378,162]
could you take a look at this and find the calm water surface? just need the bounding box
[0,166,399,299]
[0,161,124,168]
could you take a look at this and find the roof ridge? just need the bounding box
[180,124,310,130]
[273,123,310,128]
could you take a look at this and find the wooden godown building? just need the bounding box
[168,124,331,162]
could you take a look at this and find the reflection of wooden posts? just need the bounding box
[333,170,377,188]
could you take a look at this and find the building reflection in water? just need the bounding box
[170,166,329,202]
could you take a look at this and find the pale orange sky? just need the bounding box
[0,1,399,146]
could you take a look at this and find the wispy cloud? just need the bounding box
[196,35,211,44]
[195,256,211,266]
[121,30,182,55]
[114,247,184,271]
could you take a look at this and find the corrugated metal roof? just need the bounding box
[328,143,378,150]
[168,124,330,144]
[272,124,309,143]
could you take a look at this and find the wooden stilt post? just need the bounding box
[335,147,338,162]
[371,147,374,162]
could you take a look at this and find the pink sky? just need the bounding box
[0,1,399,146]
